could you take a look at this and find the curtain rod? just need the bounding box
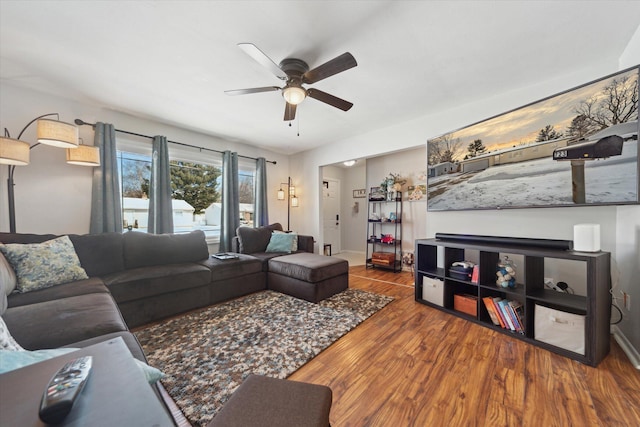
[74,119,277,164]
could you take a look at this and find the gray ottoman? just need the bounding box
[207,374,332,427]
[267,253,348,302]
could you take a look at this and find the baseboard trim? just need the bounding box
[611,325,640,369]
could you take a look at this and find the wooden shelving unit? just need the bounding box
[366,195,403,272]
[414,237,611,367]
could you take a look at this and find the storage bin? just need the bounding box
[422,276,444,306]
[534,304,585,355]
[372,252,395,265]
[454,294,477,316]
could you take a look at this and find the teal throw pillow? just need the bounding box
[265,233,296,253]
[0,346,164,385]
[273,230,298,252]
[0,236,89,293]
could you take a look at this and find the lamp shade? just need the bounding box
[277,188,285,200]
[291,195,299,207]
[66,144,100,166]
[0,137,30,165]
[37,119,78,148]
[282,86,306,105]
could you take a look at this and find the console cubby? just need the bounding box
[414,237,611,367]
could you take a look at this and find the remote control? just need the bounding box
[39,356,92,425]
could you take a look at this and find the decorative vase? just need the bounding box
[386,190,395,201]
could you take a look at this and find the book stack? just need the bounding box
[482,297,525,334]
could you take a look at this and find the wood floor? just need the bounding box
[288,266,640,427]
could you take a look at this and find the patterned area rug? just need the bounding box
[135,289,393,426]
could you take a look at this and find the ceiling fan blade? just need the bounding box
[238,43,288,80]
[284,103,297,121]
[302,52,357,84]
[307,88,353,111]
[224,86,280,96]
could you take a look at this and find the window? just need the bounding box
[117,142,256,241]
[238,166,255,225]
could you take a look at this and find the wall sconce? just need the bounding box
[0,113,100,233]
[277,176,299,230]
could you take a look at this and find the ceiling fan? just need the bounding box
[225,43,357,121]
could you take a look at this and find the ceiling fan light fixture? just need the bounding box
[282,85,307,105]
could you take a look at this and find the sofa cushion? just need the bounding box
[2,293,128,350]
[296,235,315,253]
[0,236,89,293]
[0,232,125,277]
[7,277,109,309]
[199,254,262,281]
[0,232,57,244]
[103,263,211,303]
[123,230,209,269]
[268,253,349,283]
[236,223,284,254]
[244,252,288,272]
[236,226,273,254]
[68,233,125,277]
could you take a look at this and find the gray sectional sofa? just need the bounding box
[0,226,325,425]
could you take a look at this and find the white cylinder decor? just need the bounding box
[573,224,600,252]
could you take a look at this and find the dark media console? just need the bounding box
[415,235,611,367]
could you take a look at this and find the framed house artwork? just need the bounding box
[427,65,639,211]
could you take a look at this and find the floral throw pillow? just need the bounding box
[0,236,89,293]
[0,316,24,351]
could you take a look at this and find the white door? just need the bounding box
[322,178,341,254]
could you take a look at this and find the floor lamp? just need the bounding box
[277,177,298,231]
[0,113,100,233]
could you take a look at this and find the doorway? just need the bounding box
[322,178,341,254]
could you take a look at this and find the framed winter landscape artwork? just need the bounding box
[427,65,639,211]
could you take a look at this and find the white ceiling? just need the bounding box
[1,1,639,155]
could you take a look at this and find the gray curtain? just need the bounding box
[148,136,174,234]
[219,150,239,252]
[253,157,269,227]
[90,122,122,233]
